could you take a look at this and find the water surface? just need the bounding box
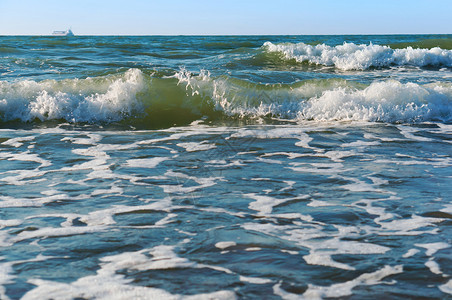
[1,35,451,299]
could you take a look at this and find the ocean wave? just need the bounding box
[263,42,452,70]
[299,80,452,123]
[178,70,452,123]
[0,68,145,123]
[1,69,451,126]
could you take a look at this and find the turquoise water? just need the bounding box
[1,35,452,299]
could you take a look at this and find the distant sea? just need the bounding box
[1,35,451,299]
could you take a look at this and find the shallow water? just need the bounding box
[1,35,452,299]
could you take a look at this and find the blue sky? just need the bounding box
[1,0,451,35]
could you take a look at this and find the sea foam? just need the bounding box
[299,80,452,123]
[177,70,452,123]
[0,68,144,123]
[1,68,451,125]
[263,42,452,70]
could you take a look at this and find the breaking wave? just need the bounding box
[1,69,451,127]
[0,68,145,123]
[263,42,452,70]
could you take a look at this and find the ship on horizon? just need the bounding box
[52,29,74,36]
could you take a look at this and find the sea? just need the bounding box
[0,35,451,299]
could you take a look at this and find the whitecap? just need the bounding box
[264,41,452,70]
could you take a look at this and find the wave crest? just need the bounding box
[1,69,451,126]
[176,70,452,123]
[300,81,452,122]
[263,42,452,70]
[0,68,145,123]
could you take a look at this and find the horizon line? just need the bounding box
[1,33,452,37]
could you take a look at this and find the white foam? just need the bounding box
[341,177,382,192]
[245,193,308,216]
[341,140,380,148]
[0,219,22,228]
[23,276,235,300]
[22,202,179,236]
[176,69,452,123]
[375,215,444,236]
[373,157,448,167]
[40,189,61,196]
[137,131,204,146]
[0,194,67,208]
[279,180,296,192]
[125,157,169,168]
[307,200,336,207]
[11,151,51,167]
[91,184,124,196]
[301,265,403,299]
[239,276,272,284]
[441,204,452,214]
[299,80,452,123]
[437,123,452,134]
[215,241,237,250]
[289,162,346,175]
[197,264,235,275]
[415,242,449,256]
[0,260,14,300]
[103,245,195,271]
[61,133,102,145]
[302,238,391,270]
[0,68,144,123]
[323,150,357,162]
[154,213,177,226]
[367,176,389,186]
[162,170,221,194]
[303,252,355,270]
[0,168,47,186]
[206,159,227,164]
[1,136,35,147]
[262,152,305,160]
[264,41,452,70]
[229,127,314,149]
[176,141,216,152]
[364,133,406,143]
[19,240,238,299]
[271,213,313,222]
[197,207,247,218]
[273,283,302,300]
[245,247,261,252]
[280,249,299,255]
[1,254,61,299]
[230,127,308,140]
[425,259,443,275]
[352,198,395,223]
[55,142,146,183]
[440,279,452,295]
[397,125,434,141]
[11,225,108,243]
[2,66,451,124]
[78,203,173,226]
[22,244,237,300]
[243,221,392,271]
[22,278,175,300]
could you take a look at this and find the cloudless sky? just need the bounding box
[0,0,451,35]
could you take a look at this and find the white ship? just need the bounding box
[52,29,74,36]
